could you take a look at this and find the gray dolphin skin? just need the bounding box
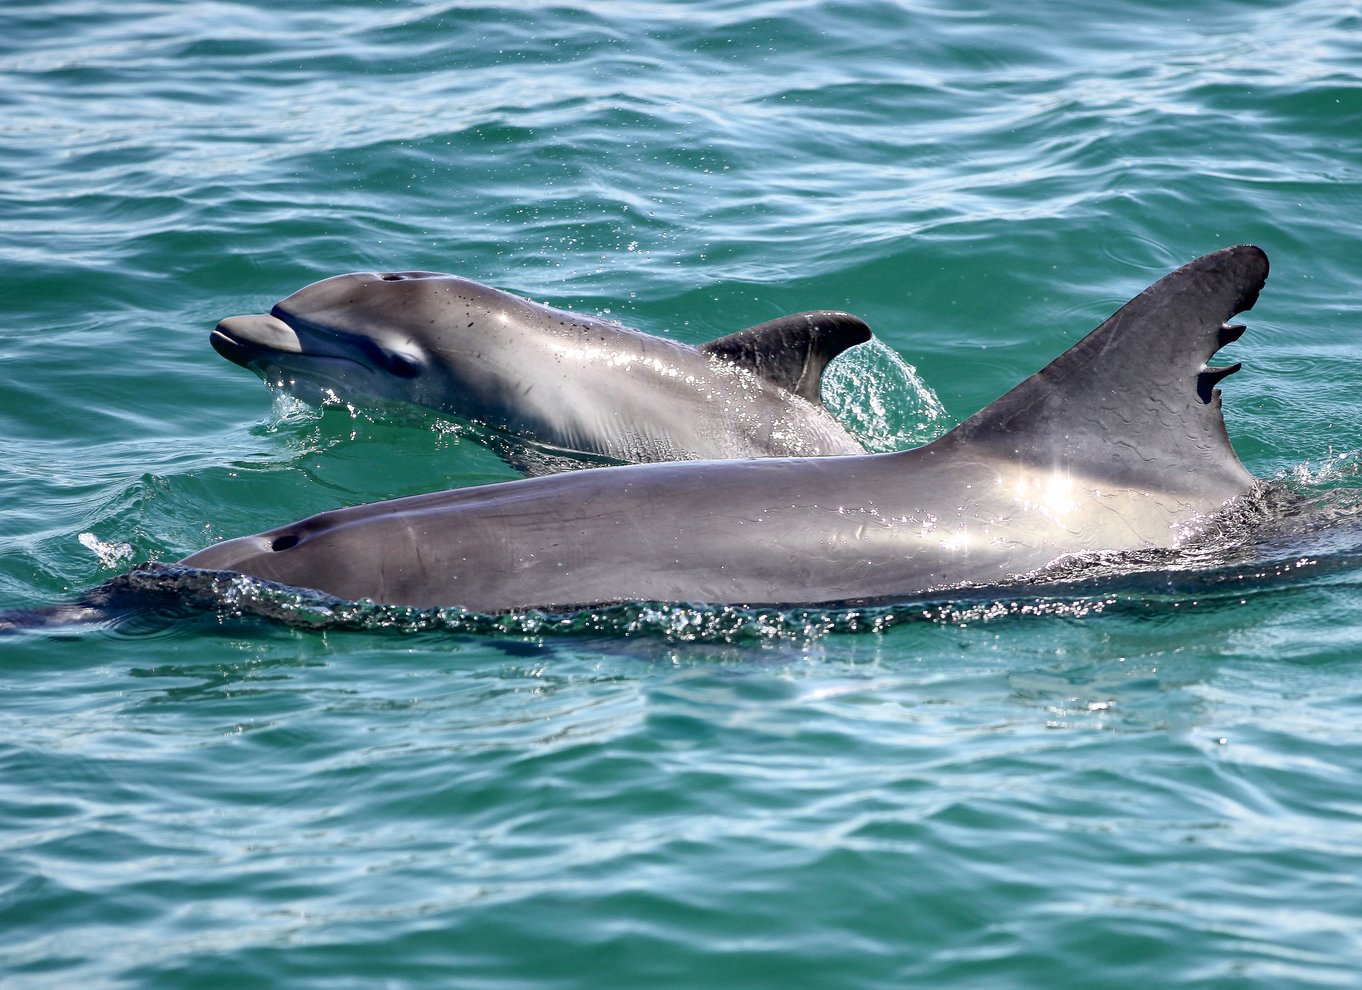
[211,272,870,464]
[181,246,1268,612]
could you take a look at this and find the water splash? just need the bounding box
[77,532,134,569]
[266,392,324,427]
[114,564,1128,642]
[822,338,949,451]
[1279,447,1362,488]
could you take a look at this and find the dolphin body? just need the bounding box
[211,272,871,465]
[179,246,1269,612]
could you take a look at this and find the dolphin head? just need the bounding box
[210,271,532,413]
[210,270,871,464]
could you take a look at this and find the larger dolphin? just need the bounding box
[211,272,871,465]
[179,246,1269,612]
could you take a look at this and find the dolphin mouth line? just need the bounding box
[209,327,288,368]
[212,331,366,377]
[211,311,377,377]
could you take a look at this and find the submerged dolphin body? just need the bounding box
[180,246,1269,612]
[211,273,870,465]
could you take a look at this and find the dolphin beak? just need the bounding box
[210,314,303,366]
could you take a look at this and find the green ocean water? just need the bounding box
[5,0,1362,986]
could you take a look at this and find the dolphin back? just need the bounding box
[939,244,1268,501]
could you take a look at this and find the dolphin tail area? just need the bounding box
[935,244,1268,501]
[0,585,133,634]
[0,568,222,634]
[699,311,873,405]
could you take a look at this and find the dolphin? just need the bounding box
[178,245,1269,612]
[210,272,871,465]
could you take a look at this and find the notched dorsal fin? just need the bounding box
[941,245,1269,500]
[700,311,872,405]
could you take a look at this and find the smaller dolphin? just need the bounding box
[211,273,871,465]
[182,246,1270,612]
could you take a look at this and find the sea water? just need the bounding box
[4,1,1362,986]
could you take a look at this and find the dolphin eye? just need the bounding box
[357,338,422,378]
[381,351,421,379]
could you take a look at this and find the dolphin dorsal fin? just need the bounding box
[700,311,872,405]
[939,245,1269,500]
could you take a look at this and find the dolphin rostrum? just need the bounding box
[181,246,1269,612]
[211,272,871,465]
